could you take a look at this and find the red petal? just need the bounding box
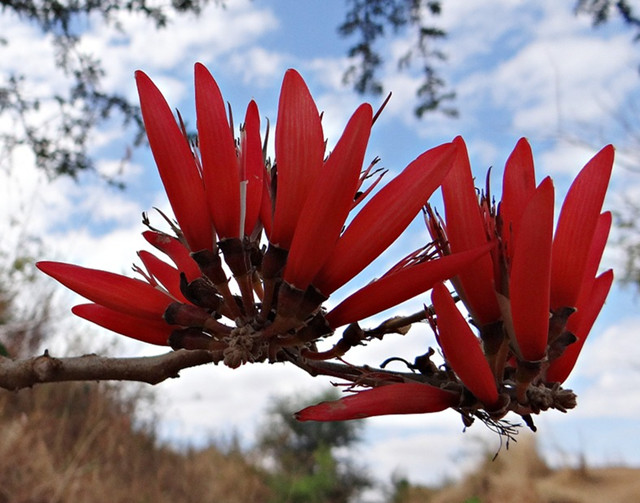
[138,250,189,303]
[37,261,173,319]
[270,69,325,249]
[509,177,554,362]
[195,63,242,239]
[284,104,373,290]
[441,137,500,325]
[550,145,614,309]
[575,211,612,302]
[259,169,273,238]
[295,382,459,421]
[499,138,536,257]
[314,142,457,295]
[545,269,613,383]
[326,244,492,328]
[143,231,202,282]
[240,100,265,236]
[135,71,214,252]
[431,283,499,406]
[72,304,174,346]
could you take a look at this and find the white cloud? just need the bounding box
[567,315,640,418]
[78,0,281,93]
[227,46,288,87]
[155,362,332,446]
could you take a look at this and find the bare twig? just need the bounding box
[0,349,223,391]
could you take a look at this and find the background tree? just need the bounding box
[4,0,638,181]
[0,0,452,182]
[575,0,640,41]
[0,0,220,182]
[339,0,456,118]
[256,391,372,503]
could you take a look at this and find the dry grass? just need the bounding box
[421,435,640,503]
[0,382,270,503]
[1,369,638,503]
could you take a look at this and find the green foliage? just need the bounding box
[257,391,372,503]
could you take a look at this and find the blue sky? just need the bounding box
[2,0,640,493]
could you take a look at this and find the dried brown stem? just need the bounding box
[0,349,223,391]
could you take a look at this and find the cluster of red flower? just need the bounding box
[37,64,613,429]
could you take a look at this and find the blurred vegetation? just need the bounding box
[256,392,371,503]
[0,381,272,503]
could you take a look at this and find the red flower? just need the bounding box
[37,261,174,320]
[431,283,499,407]
[499,137,536,256]
[137,250,189,303]
[269,69,325,250]
[545,270,613,384]
[239,100,266,237]
[419,138,614,413]
[550,145,614,310]
[440,137,501,326]
[508,177,554,362]
[195,63,243,240]
[136,71,213,253]
[38,66,615,431]
[72,303,177,346]
[283,103,373,291]
[313,142,458,296]
[295,382,459,421]
[545,212,613,383]
[326,244,493,329]
[433,139,613,357]
[39,65,468,364]
[143,230,202,282]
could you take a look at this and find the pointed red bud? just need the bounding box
[550,145,614,309]
[441,137,501,325]
[326,244,492,329]
[137,251,189,303]
[432,282,499,407]
[509,177,554,362]
[545,269,613,383]
[195,63,242,240]
[284,104,373,291]
[295,382,459,421]
[37,261,173,320]
[315,142,457,295]
[240,100,265,236]
[499,138,536,256]
[72,304,174,346]
[135,71,214,253]
[143,230,202,282]
[270,69,325,249]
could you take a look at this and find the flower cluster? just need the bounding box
[297,137,613,431]
[38,64,614,433]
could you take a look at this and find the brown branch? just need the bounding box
[0,349,223,391]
